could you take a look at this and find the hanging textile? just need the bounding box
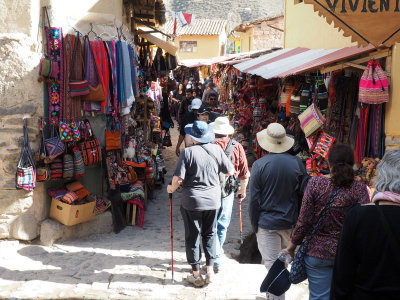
[105,40,119,116]
[355,104,369,163]
[370,104,385,159]
[128,44,138,97]
[46,27,64,126]
[92,41,110,113]
[116,41,125,110]
[121,41,135,116]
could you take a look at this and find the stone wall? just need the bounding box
[252,17,284,51]
[0,0,128,240]
[164,0,284,26]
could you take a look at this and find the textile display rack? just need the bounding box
[20,7,177,231]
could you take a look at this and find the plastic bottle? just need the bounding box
[278,251,292,265]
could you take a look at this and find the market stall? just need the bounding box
[16,7,177,231]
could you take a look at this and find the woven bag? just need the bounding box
[84,39,106,102]
[40,58,59,79]
[72,146,85,178]
[79,119,101,166]
[105,130,121,151]
[298,103,326,138]
[50,157,63,180]
[69,36,89,97]
[63,153,74,179]
[45,125,65,160]
[16,119,36,191]
[59,122,73,142]
[313,131,336,159]
[359,60,389,104]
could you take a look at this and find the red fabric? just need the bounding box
[91,41,109,112]
[214,137,250,180]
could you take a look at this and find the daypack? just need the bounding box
[201,139,240,198]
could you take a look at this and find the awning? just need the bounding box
[138,33,178,56]
[234,45,376,80]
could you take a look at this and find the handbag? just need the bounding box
[105,117,121,151]
[72,146,85,178]
[63,151,74,179]
[83,38,106,102]
[45,125,65,160]
[16,119,36,191]
[359,60,389,104]
[79,119,101,166]
[289,188,340,284]
[69,36,90,97]
[313,131,336,159]
[298,103,326,138]
[59,122,73,142]
[162,130,172,147]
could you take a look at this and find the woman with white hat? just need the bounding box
[211,117,250,273]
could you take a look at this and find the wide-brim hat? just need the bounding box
[260,259,291,296]
[185,121,215,144]
[210,117,234,135]
[257,123,294,153]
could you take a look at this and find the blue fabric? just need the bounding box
[128,45,137,97]
[121,42,135,115]
[305,255,334,300]
[215,192,235,266]
[115,41,124,109]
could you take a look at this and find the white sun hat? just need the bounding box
[210,117,235,135]
[256,123,294,153]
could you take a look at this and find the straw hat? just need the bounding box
[256,123,294,153]
[210,117,235,135]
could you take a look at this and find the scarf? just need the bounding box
[121,41,135,116]
[372,191,400,204]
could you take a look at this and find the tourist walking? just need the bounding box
[283,144,370,300]
[211,117,250,272]
[330,149,400,300]
[178,89,194,128]
[249,123,308,300]
[167,121,234,287]
[172,83,185,121]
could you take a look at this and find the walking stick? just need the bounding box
[238,194,243,244]
[169,192,174,283]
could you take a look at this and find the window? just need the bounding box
[179,41,198,53]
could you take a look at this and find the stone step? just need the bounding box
[40,211,113,246]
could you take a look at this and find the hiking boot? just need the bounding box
[201,264,220,274]
[187,274,205,287]
[205,271,214,284]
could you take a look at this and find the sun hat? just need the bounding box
[210,117,234,135]
[256,123,294,153]
[189,98,202,111]
[184,120,215,144]
[260,259,291,296]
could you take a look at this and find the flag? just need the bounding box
[176,12,195,27]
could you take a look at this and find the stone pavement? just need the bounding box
[0,124,309,299]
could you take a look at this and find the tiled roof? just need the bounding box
[165,19,227,36]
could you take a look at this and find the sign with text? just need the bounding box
[301,0,400,47]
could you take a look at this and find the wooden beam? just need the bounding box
[134,18,171,38]
[135,13,154,19]
[135,19,156,27]
[321,48,390,74]
[136,30,158,34]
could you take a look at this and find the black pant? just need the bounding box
[180,206,218,271]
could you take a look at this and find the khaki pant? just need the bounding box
[256,228,293,300]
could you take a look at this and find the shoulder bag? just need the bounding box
[83,38,106,101]
[79,119,101,166]
[359,60,389,104]
[16,119,36,191]
[69,36,89,97]
[289,188,340,284]
[45,125,65,160]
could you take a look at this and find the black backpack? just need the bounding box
[201,139,240,197]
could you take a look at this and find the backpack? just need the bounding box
[201,139,240,198]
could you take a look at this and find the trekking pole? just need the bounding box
[238,194,243,244]
[169,192,174,283]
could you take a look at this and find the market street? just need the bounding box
[0,125,308,299]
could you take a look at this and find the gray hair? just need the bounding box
[374,150,400,194]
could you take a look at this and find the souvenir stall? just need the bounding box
[16,8,176,231]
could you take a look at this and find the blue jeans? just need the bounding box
[214,192,235,266]
[305,256,334,300]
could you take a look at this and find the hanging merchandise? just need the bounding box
[298,103,326,138]
[79,119,101,166]
[69,36,90,97]
[45,125,65,160]
[359,60,389,104]
[162,130,172,147]
[315,75,329,117]
[46,26,64,126]
[36,166,50,182]
[63,151,74,179]
[105,118,121,151]
[59,122,74,142]
[72,146,85,178]
[313,131,336,159]
[50,157,63,180]
[84,37,106,102]
[16,119,36,191]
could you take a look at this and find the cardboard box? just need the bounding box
[50,196,96,226]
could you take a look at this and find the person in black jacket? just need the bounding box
[330,149,400,300]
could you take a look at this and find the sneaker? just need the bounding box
[201,264,220,274]
[187,274,205,287]
[205,271,214,284]
[214,265,220,274]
